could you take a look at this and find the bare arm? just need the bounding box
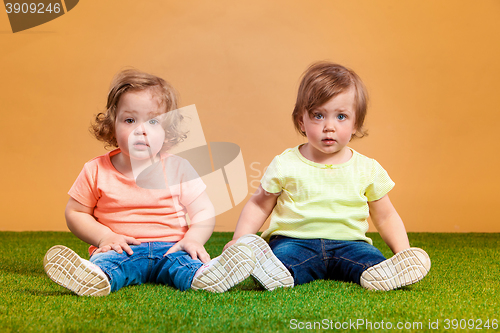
[368,194,410,254]
[65,197,140,255]
[165,191,215,263]
[223,185,280,250]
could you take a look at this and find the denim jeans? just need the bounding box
[90,242,203,292]
[269,236,387,286]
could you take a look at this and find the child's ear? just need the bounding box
[298,117,305,133]
[351,122,359,135]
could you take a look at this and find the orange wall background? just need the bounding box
[1,1,499,233]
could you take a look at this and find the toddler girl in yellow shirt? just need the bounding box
[227,62,431,291]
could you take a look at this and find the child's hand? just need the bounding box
[95,232,141,255]
[164,239,211,263]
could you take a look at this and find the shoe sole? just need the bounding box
[360,247,431,291]
[191,243,255,293]
[43,245,110,296]
[237,234,294,291]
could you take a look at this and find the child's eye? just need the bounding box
[313,113,324,120]
[149,119,160,125]
[125,118,135,124]
[337,114,347,120]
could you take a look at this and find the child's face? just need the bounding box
[114,89,166,162]
[299,88,357,160]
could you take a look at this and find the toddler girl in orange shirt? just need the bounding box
[43,69,255,295]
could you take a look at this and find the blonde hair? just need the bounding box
[292,62,368,139]
[91,69,186,149]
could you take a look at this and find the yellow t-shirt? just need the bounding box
[260,145,395,244]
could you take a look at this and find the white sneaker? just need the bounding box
[191,243,255,293]
[360,247,431,291]
[237,234,294,291]
[43,245,111,296]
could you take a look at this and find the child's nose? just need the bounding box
[134,124,147,135]
[324,119,335,131]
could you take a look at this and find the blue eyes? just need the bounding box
[124,118,160,125]
[312,113,347,120]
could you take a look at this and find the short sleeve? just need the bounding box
[260,156,283,194]
[365,160,395,202]
[178,159,207,206]
[68,163,100,208]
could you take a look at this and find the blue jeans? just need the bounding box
[90,242,203,292]
[269,236,387,286]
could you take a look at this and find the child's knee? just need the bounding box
[154,252,202,290]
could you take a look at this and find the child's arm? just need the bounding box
[368,194,410,254]
[223,185,280,250]
[165,191,215,263]
[65,197,141,255]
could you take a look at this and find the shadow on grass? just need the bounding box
[0,259,45,277]
[19,289,73,297]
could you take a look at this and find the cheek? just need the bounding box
[120,128,134,142]
[151,129,166,145]
[114,126,127,142]
[303,120,321,135]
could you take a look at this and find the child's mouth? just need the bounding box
[133,142,150,150]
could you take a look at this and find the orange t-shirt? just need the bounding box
[68,149,206,254]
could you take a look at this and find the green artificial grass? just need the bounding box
[0,232,499,332]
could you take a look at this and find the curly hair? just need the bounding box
[292,62,369,139]
[90,69,186,150]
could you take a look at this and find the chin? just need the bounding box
[130,152,157,160]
